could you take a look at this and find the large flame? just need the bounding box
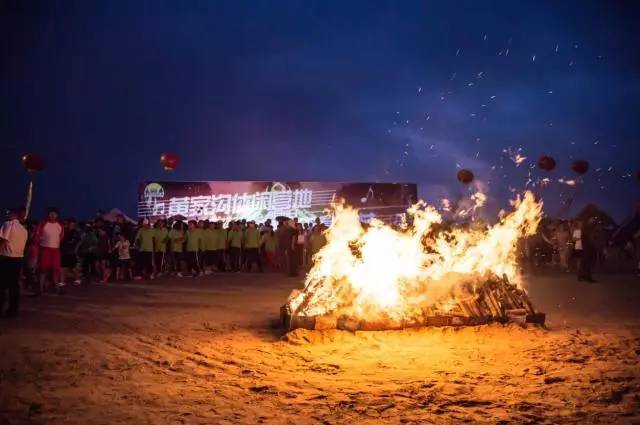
[290,191,542,322]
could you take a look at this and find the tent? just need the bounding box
[575,203,617,229]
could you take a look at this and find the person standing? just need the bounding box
[77,223,98,283]
[95,227,112,283]
[309,224,327,267]
[213,221,227,272]
[243,221,262,272]
[554,222,572,273]
[571,221,583,274]
[113,233,132,281]
[61,219,82,285]
[260,225,277,271]
[293,223,305,275]
[0,208,28,317]
[578,219,596,282]
[168,221,185,277]
[185,220,203,277]
[135,219,155,279]
[202,221,216,275]
[227,221,243,272]
[35,207,65,293]
[154,220,169,277]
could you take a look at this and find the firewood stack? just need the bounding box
[281,274,545,332]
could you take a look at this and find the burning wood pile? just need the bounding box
[281,191,546,332]
[282,273,545,331]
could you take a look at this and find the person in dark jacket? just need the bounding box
[577,218,596,282]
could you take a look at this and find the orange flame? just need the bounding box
[289,191,542,321]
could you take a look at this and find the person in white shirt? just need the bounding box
[35,208,65,293]
[0,208,28,317]
[113,233,132,281]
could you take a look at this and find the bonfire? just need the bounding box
[282,191,546,331]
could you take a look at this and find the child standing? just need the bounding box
[113,233,132,281]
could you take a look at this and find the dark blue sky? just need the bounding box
[2,0,639,220]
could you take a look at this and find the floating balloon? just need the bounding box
[21,153,45,172]
[457,169,474,184]
[160,153,180,171]
[537,155,556,171]
[571,160,589,175]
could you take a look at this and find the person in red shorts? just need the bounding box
[34,207,65,294]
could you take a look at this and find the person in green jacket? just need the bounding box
[213,221,227,272]
[227,221,243,272]
[243,221,262,272]
[201,221,217,275]
[153,219,169,276]
[168,221,185,277]
[135,218,155,279]
[185,220,202,276]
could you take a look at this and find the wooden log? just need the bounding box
[289,314,316,331]
[337,316,361,332]
[313,315,337,330]
[426,315,452,326]
[525,312,546,325]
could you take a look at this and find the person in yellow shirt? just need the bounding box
[168,221,185,277]
[153,219,169,276]
[201,221,217,275]
[243,221,262,272]
[213,221,226,272]
[227,221,242,272]
[185,221,202,277]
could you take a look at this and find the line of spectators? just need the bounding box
[1,206,329,317]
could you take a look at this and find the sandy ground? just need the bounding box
[1,271,639,424]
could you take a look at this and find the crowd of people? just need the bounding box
[0,207,328,317]
[2,204,640,318]
[523,216,640,281]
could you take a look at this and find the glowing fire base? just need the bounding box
[281,274,545,332]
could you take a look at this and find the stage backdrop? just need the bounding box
[138,181,417,224]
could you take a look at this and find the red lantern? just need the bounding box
[537,155,556,172]
[457,169,474,184]
[21,153,45,172]
[571,160,589,175]
[160,153,180,171]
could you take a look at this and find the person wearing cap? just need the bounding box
[0,208,28,317]
[243,221,262,272]
[135,218,155,279]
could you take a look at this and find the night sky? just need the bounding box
[2,0,639,221]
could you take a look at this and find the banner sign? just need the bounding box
[138,181,417,224]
